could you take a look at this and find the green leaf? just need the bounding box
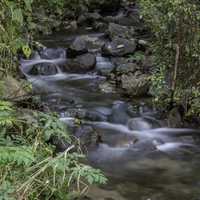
[12,8,23,24]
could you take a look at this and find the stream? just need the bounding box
[20,29,200,200]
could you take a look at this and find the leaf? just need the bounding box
[12,8,23,24]
[22,45,32,59]
[24,0,33,11]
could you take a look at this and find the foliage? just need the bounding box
[139,0,200,114]
[0,101,107,200]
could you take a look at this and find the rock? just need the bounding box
[1,76,29,100]
[109,101,130,124]
[107,23,135,39]
[86,110,108,121]
[75,125,94,146]
[63,20,78,32]
[77,12,102,25]
[167,107,183,128]
[64,53,96,72]
[127,117,152,131]
[116,62,139,74]
[95,55,115,75]
[102,37,137,57]
[68,36,88,57]
[99,82,116,93]
[40,48,66,59]
[29,63,59,76]
[121,72,150,96]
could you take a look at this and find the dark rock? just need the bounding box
[49,136,71,152]
[77,12,102,25]
[109,101,130,124]
[63,20,78,32]
[102,37,137,57]
[127,117,152,131]
[95,55,115,75]
[121,72,150,96]
[40,48,66,59]
[75,126,94,146]
[167,107,183,128]
[107,23,135,39]
[64,53,96,72]
[88,0,122,12]
[86,110,108,121]
[115,62,139,74]
[30,63,58,76]
[68,36,88,57]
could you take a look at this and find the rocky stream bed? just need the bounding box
[20,2,200,200]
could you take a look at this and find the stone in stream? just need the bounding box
[29,63,59,76]
[121,72,150,96]
[107,23,135,39]
[127,117,152,131]
[109,101,130,124]
[102,37,137,57]
[40,48,66,59]
[95,55,115,75]
[68,36,88,57]
[77,12,102,25]
[64,53,96,72]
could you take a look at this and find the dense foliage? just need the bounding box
[0,101,107,199]
[140,0,200,116]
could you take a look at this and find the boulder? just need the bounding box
[121,72,150,96]
[0,76,29,100]
[77,12,102,25]
[167,107,183,128]
[127,117,152,131]
[64,53,96,72]
[107,23,135,39]
[40,48,66,59]
[68,36,88,57]
[29,63,58,76]
[115,62,139,74]
[109,101,130,124]
[95,55,115,75]
[102,37,137,57]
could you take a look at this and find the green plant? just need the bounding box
[139,0,200,110]
[0,101,107,200]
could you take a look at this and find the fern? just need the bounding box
[0,101,16,128]
[0,146,35,166]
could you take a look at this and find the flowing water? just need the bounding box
[20,32,200,200]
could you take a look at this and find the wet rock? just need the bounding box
[102,37,137,57]
[63,20,78,32]
[95,55,115,75]
[116,62,139,74]
[107,23,135,39]
[167,107,183,128]
[121,72,150,96]
[127,117,152,131]
[68,36,88,57]
[75,125,94,146]
[64,53,96,72]
[40,48,66,59]
[77,12,102,25]
[109,101,130,124]
[49,136,71,152]
[99,82,116,93]
[86,110,108,121]
[30,63,58,76]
